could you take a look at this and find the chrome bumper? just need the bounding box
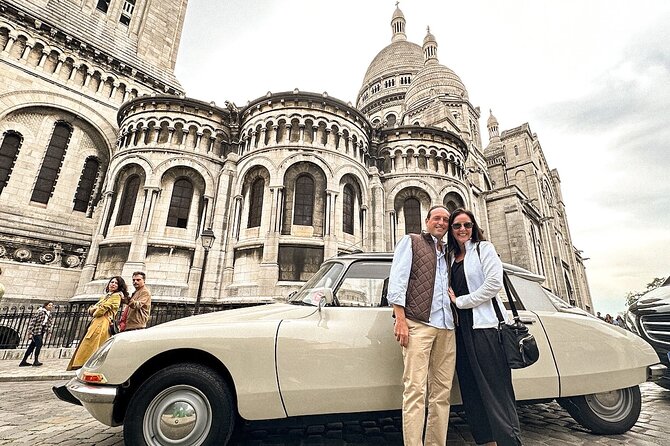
[647,363,668,382]
[65,377,120,426]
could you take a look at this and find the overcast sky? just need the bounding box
[174,0,670,316]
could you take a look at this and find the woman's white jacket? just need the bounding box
[451,239,510,329]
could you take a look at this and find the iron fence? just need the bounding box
[0,302,261,350]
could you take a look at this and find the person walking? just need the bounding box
[66,276,127,370]
[387,205,456,446]
[119,271,152,332]
[19,301,54,367]
[447,208,522,446]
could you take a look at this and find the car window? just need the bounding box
[506,275,555,312]
[335,261,391,307]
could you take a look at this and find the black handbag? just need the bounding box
[493,272,540,369]
[108,305,123,336]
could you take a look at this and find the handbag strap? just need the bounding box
[493,271,522,323]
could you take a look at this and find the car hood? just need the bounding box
[629,285,670,314]
[156,302,317,327]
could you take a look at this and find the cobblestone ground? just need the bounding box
[0,381,667,445]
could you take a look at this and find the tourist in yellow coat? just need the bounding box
[67,276,128,370]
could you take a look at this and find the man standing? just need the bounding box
[19,301,54,367]
[121,271,152,331]
[387,205,456,446]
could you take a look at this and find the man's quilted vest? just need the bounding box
[405,232,441,323]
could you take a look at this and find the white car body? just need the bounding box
[59,254,663,446]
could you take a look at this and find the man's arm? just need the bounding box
[387,235,412,348]
[130,288,151,309]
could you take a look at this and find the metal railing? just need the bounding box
[0,302,260,350]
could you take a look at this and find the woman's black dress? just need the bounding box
[451,260,522,446]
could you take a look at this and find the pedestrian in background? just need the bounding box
[387,205,456,446]
[119,271,152,332]
[66,276,127,370]
[19,301,54,367]
[447,208,522,446]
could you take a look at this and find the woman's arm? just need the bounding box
[92,293,121,318]
[454,241,503,309]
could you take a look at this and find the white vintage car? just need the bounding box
[56,253,664,446]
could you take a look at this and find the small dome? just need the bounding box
[404,63,469,108]
[392,5,405,21]
[361,41,423,87]
[487,109,499,127]
[404,28,468,109]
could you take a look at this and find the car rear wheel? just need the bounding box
[124,363,235,446]
[558,385,641,434]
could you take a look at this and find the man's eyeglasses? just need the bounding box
[451,222,474,230]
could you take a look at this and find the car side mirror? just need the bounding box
[316,288,334,311]
[303,287,334,307]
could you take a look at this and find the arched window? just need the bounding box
[404,198,422,234]
[443,192,464,213]
[31,122,72,204]
[247,178,264,228]
[166,178,193,228]
[116,175,140,226]
[73,157,100,213]
[0,131,22,195]
[342,184,355,235]
[293,174,314,226]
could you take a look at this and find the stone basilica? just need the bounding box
[0,0,592,311]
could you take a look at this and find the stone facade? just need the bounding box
[0,2,593,312]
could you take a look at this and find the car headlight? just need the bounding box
[625,311,639,335]
[83,337,115,370]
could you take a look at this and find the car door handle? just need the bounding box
[518,316,536,324]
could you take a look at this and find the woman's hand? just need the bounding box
[448,287,457,304]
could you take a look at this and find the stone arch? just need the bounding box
[443,191,466,212]
[106,155,154,193]
[0,90,117,151]
[236,155,279,190]
[153,157,215,196]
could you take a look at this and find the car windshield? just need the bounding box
[288,262,344,306]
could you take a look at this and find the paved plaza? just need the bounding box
[0,358,668,445]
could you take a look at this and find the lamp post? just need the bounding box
[194,228,215,315]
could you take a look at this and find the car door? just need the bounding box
[275,260,403,416]
[504,274,561,401]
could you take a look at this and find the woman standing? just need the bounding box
[66,276,127,371]
[447,209,522,446]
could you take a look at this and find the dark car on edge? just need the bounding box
[626,276,670,389]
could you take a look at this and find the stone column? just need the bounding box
[2,35,15,53]
[231,195,243,240]
[20,43,32,60]
[37,52,48,69]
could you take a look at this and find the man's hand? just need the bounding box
[394,318,409,347]
[392,304,410,347]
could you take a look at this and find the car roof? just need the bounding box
[330,252,545,283]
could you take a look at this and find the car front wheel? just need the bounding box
[123,363,235,446]
[558,385,641,434]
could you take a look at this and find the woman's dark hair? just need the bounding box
[447,208,486,256]
[106,276,130,299]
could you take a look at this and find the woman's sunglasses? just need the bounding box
[451,222,474,230]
